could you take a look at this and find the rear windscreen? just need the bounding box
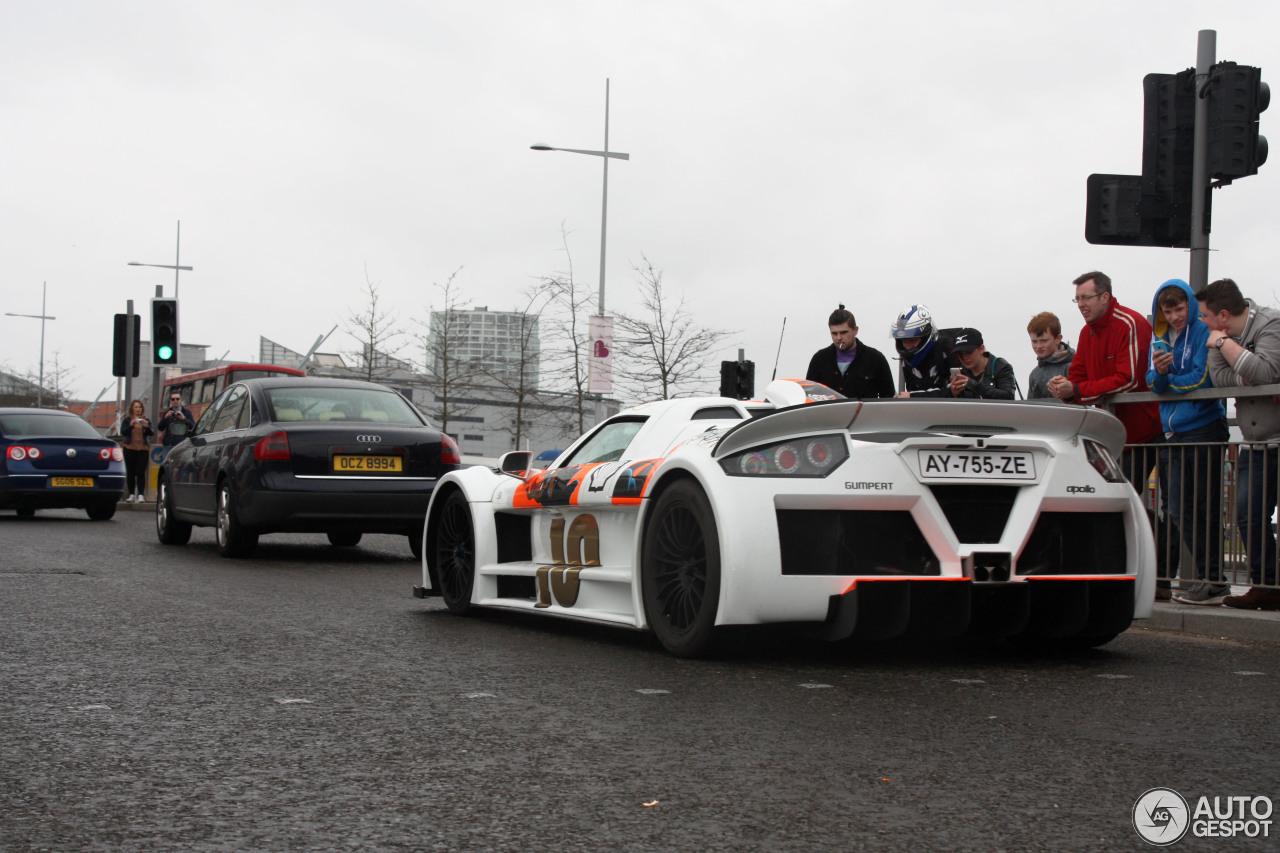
[265,388,423,426]
[0,413,103,439]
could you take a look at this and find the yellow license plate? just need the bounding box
[333,455,402,473]
[51,477,94,488]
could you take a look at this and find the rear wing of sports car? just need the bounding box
[713,398,1128,460]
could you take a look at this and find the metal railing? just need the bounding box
[1103,384,1280,594]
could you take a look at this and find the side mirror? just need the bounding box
[498,450,533,477]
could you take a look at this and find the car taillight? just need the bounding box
[98,447,123,461]
[441,435,461,465]
[254,431,291,461]
[1083,439,1126,484]
[7,446,41,461]
[718,434,849,477]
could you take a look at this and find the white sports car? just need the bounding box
[414,380,1154,657]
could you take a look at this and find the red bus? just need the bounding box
[163,363,306,422]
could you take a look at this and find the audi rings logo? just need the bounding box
[1133,787,1190,846]
[355,435,382,444]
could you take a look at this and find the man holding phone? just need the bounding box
[158,392,196,447]
[1147,279,1229,606]
[947,328,1018,399]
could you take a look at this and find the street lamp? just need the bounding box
[128,220,192,300]
[530,78,630,317]
[4,281,56,406]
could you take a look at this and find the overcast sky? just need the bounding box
[2,0,1277,409]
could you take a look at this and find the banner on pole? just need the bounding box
[587,315,614,395]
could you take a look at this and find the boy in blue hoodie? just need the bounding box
[1146,278,1230,605]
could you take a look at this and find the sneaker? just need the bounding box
[1155,586,1172,601]
[1173,583,1231,606]
[1223,587,1280,611]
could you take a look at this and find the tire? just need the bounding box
[155,475,192,545]
[640,479,723,658]
[16,506,35,518]
[434,491,476,614]
[86,500,117,521]
[216,482,258,558]
[327,531,362,547]
[409,529,423,560]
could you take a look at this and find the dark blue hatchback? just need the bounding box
[0,408,126,519]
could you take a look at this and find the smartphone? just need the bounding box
[1152,340,1172,356]
[950,367,963,377]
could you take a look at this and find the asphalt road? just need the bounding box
[2,509,1278,852]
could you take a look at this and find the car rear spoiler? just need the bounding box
[713,399,1128,460]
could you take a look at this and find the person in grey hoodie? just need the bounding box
[1198,278,1280,611]
[1025,311,1074,400]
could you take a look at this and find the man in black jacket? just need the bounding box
[805,305,895,398]
[948,328,1019,399]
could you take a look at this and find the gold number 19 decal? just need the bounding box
[535,514,601,607]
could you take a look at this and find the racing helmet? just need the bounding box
[890,305,937,357]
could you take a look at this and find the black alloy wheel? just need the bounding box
[435,491,476,614]
[640,479,723,658]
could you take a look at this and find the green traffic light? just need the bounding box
[157,345,174,361]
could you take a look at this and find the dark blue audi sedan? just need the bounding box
[155,377,460,558]
[0,407,126,519]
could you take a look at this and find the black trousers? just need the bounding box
[124,448,149,495]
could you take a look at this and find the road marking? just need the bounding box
[77,704,111,711]
[1234,671,1265,676]
[463,692,496,699]
[1095,674,1132,679]
[798,683,833,689]
[274,698,313,704]
[635,689,670,695]
[951,679,985,684]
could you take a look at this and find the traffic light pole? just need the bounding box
[150,284,163,428]
[1189,29,1216,293]
[123,299,135,423]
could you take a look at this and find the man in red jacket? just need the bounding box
[1047,271,1162,489]
[1048,271,1170,598]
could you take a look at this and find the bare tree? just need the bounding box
[613,256,734,401]
[414,268,482,436]
[13,351,76,407]
[538,225,595,436]
[344,269,409,382]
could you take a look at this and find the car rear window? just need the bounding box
[266,388,423,426]
[0,413,103,439]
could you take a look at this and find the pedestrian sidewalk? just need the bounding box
[1145,600,1280,645]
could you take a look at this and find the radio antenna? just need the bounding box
[771,316,787,381]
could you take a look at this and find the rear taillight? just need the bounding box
[98,447,123,461]
[441,435,461,465]
[7,446,41,461]
[254,431,291,461]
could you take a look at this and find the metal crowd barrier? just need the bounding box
[1104,383,1280,594]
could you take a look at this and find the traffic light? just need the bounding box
[1142,69,1196,247]
[112,313,140,378]
[719,360,755,400]
[1206,62,1269,180]
[150,298,179,365]
[1084,174,1144,245]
